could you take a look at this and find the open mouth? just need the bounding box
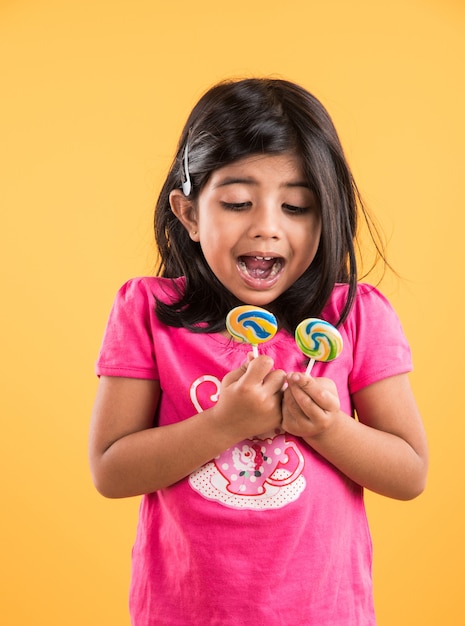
[237,255,284,281]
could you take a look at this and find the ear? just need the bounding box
[169,190,200,242]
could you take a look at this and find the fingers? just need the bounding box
[221,353,254,386]
[286,373,340,412]
[224,358,340,410]
[282,374,341,439]
[244,355,275,381]
[222,354,286,392]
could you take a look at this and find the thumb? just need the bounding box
[287,373,340,412]
[222,355,253,386]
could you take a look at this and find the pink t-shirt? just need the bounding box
[96,277,412,625]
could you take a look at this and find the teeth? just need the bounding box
[270,260,281,276]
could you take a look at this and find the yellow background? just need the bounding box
[1,0,464,624]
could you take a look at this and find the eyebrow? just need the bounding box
[214,177,310,189]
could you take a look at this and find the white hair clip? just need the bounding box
[182,143,192,196]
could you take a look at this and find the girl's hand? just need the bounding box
[210,354,286,442]
[282,372,428,500]
[89,356,286,498]
[282,373,341,439]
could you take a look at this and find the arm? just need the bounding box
[89,355,286,498]
[282,372,428,500]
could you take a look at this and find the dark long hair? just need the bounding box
[154,78,379,333]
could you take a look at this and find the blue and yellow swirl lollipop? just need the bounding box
[226,305,278,357]
[295,318,343,375]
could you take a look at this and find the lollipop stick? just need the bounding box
[305,358,316,376]
[252,344,259,359]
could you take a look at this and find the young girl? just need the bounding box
[89,78,428,625]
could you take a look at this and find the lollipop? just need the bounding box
[226,305,278,357]
[295,318,343,375]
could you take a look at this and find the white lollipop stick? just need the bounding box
[305,358,316,376]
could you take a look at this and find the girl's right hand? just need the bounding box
[89,356,286,498]
[210,354,286,442]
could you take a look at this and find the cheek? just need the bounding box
[198,232,228,269]
[198,215,237,250]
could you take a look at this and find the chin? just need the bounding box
[235,292,280,308]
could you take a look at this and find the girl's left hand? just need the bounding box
[282,373,341,440]
[282,371,428,500]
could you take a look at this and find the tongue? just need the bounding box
[241,257,278,278]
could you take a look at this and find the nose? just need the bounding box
[247,203,282,240]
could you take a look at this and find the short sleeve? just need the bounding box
[344,285,413,394]
[95,278,159,380]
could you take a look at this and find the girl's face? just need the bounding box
[170,152,321,307]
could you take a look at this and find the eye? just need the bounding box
[282,203,311,215]
[220,201,252,211]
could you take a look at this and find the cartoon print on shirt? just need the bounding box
[188,374,306,510]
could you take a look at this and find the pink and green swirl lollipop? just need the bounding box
[295,318,343,375]
[226,305,278,357]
